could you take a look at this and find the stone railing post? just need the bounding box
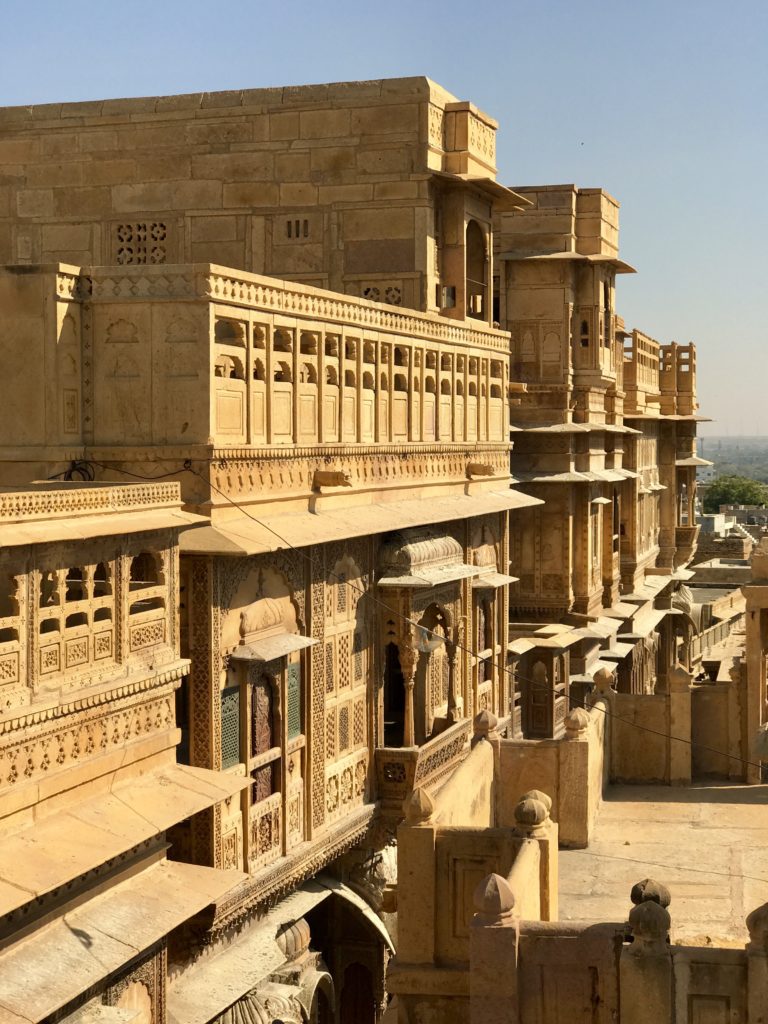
[620,879,673,1024]
[514,791,558,921]
[396,788,438,965]
[559,706,591,848]
[746,902,768,1023]
[593,667,616,781]
[473,709,500,824]
[669,664,692,784]
[470,873,519,1024]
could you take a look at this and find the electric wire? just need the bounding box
[82,456,766,776]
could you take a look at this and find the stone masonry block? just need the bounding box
[222,182,279,208]
[169,179,222,209]
[276,152,311,182]
[16,189,54,218]
[343,206,413,240]
[0,139,41,164]
[184,120,255,146]
[83,159,137,187]
[357,147,413,175]
[26,162,84,188]
[190,215,240,243]
[299,109,351,139]
[270,112,300,141]
[54,186,112,218]
[351,103,420,136]
[41,223,92,251]
[278,183,318,206]
[112,181,174,213]
[79,131,119,153]
[133,156,192,182]
[191,153,274,182]
[309,147,357,175]
[317,184,373,205]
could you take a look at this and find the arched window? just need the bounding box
[300,332,318,355]
[326,365,339,386]
[0,575,19,644]
[273,329,293,353]
[362,371,374,390]
[65,567,86,603]
[215,319,246,345]
[344,369,356,388]
[466,219,487,319]
[394,346,408,367]
[440,353,452,372]
[425,351,437,370]
[273,361,292,383]
[299,362,317,384]
[345,339,357,360]
[253,358,266,382]
[440,379,451,395]
[129,552,164,615]
[394,373,408,392]
[425,375,436,394]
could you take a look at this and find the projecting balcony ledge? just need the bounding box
[375,718,472,820]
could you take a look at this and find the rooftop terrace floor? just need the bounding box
[559,783,768,946]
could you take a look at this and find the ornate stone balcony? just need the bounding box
[675,525,700,568]
[374,718,472,823]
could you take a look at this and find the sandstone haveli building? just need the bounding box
[0,76,760,1024]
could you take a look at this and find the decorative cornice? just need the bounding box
[84,263,512,354]
[0,482,181,522]
[209,803,377,938]
[0,659,188,734]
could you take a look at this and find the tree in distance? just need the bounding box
[703,475,768,513]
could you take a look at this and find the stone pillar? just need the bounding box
[593,667,615,784]
[396,788,438,965]
[398,640,417,748]
[469,874,519,1024]
[514,792,558,921]
[620,879,673,1024]
[473,709,500,825]
[447,634,461,723]
[746,901,768,1024]
[558,706,591,848]
[668,664,692,785]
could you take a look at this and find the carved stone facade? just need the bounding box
[0,482,245,1023]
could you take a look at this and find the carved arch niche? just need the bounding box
[222,565,302,660]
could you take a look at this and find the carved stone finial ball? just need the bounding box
[753,724,768,761]
[747,901,768,951]
[630,878,671,908]
[628,898,671,942]
[473,872,515,917]
[593,667,616,692]
[403,786,435,824]
[473,708,498,736]
[514,796,549,829]
[520,789,553,814]
[565,706,590,734]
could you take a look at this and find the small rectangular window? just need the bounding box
[287,662,302,740]
[221,685,241,769]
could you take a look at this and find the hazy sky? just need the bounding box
[2,0,765,434]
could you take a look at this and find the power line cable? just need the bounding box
[85,457,765,775]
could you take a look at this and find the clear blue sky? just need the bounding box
[2,0,766,434]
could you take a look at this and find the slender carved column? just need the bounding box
[398,637,417,747]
